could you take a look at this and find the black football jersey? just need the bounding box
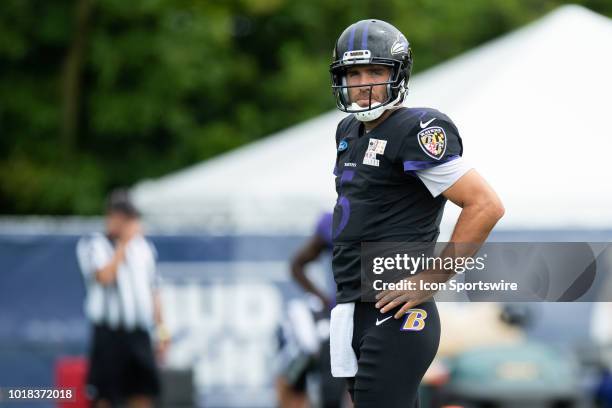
[332,107,464,303]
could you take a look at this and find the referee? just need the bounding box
[76,191,169,408]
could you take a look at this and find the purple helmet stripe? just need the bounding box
[347,24,357,51]
[361,21,370,49]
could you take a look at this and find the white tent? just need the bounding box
[132,5,612,234]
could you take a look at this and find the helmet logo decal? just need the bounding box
[390,33,408,56]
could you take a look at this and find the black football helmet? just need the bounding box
[330,19,413,121]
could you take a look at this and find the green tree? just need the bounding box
[0,0,610,214]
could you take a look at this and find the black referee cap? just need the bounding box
[105,189,141,218]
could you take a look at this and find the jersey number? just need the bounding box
[333,170,355,239]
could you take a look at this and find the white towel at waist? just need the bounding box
[329,302,358,377]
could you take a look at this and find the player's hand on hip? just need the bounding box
[375,278,435,319]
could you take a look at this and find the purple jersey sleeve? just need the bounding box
[314,212,333,249]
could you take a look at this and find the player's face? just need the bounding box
[105,212,128,239]
[345,65,392,107]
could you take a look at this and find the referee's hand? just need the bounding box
[120,219,141,244]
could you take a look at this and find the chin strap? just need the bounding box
[351,102,385,122]
[351,84,406,122]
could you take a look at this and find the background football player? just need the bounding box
[276,212,349,408]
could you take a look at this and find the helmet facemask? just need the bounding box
[329,20,413,122]
[331,57,408,122]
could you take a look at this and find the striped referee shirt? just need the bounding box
[76,233,159,331]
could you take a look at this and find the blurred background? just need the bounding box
[2,0,612,407]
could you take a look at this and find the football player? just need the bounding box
[328,19,504,408]
[276,212,349,408]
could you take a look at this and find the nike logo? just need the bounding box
[375,316,393,326]
[420,118,436,128]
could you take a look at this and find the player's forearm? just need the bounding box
[418,197,504,289]
[153,291,163,326]
[449,198,504,244]
[290,262,330,305]
[153,291,171,345]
